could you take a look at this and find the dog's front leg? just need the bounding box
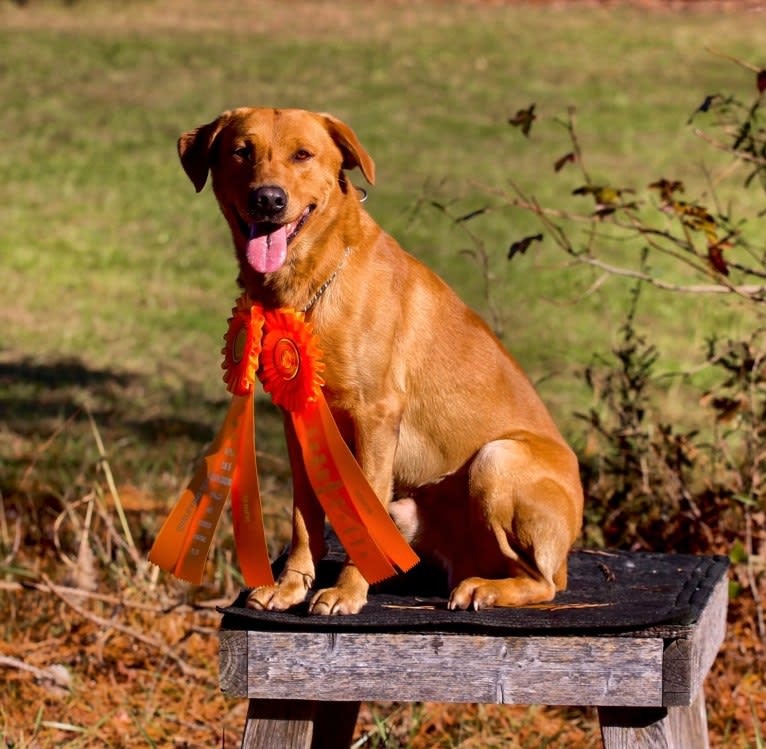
[247,417,326,611]
[309,401,401,615]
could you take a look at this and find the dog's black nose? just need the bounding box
[249,185,287,218]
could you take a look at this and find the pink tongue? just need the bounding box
[246,224,288,273]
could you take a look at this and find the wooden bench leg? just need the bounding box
[598,690,709,749]
[667,690,709,749]
[240,698,360,749]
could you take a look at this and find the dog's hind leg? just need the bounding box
[448,436,581,611]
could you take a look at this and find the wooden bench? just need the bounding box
[218,548,728,749]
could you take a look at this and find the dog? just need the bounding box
[178,107,583,615]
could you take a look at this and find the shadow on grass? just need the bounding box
[0,352,288,505]
[0,355,216,441]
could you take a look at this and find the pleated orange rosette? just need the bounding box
[149,295,419,588]
[259,307,326,411]
[222,294,262,397]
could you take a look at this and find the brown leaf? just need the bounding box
[508,104,536,137]
[508,233,543,260]
[648,178,684,203]
[700,392,744,421]
[554,152,576,172]
[708,242,730,276]
[670,201,717,238]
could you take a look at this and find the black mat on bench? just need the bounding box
[219,543,728,635]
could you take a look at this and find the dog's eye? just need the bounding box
[233,144,253,162]
[293,149,313,163]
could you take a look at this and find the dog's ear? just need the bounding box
[177,113,230,193]
[320,113,376,186]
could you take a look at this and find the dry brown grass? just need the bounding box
[1,393,764,747]
[0,0,473,37]
[3,0,764,38]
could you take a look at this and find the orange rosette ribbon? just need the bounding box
[222,295,263,397]
[259,307,325,412]
[148,296,274,587]
[149,295,419,589]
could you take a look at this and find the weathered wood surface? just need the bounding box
[219,630,247,699]
[241,700,315,749]
[599,690,710,749]
[662,575,728,706]
[220,552,728,748]
[219,572,728,710]
[220,630,664,706]
[240,699,359,749]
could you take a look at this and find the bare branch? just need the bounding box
[705,47,762,73]
[571,254,766,299]
[691,127,766,167]
[40,573,216,686]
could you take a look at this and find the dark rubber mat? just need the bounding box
[219,544,728,635]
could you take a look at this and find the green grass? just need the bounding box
[2,0,765,479]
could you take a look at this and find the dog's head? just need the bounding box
[178,108,375,292]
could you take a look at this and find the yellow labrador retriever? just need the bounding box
[178,107,583,615]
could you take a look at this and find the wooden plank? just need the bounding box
[662,575,728,706]
[667,690,709,749]
[219,630,248,698]
[599,690,710,749]
[599,706,673,749]
[240,699,315,749]
[240,631,664,707]
[239,699,360,749]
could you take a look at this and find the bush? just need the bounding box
[445,55,766,650]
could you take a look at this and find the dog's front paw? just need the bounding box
[308,586,367,616]
[246,572,311,611]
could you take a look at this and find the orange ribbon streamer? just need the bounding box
[149,295,419,587]
[147,394,273,586]
[293,397,419,583]
[149,298,273,587]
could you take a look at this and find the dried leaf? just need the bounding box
[700,392,744,421]
[508,104,536,137]
[553,152,576,172]
[455,207,487,223]
[508,233,543,260]
[572,185,632,205]
[648,178,684,203]
[669,200,717,239]
[707,242,730,276]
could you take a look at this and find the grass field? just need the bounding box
[3,0,765,414]
[2,1,765,746]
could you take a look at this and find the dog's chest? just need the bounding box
[392,422,455,489]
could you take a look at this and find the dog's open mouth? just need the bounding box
[238,205,314,274]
